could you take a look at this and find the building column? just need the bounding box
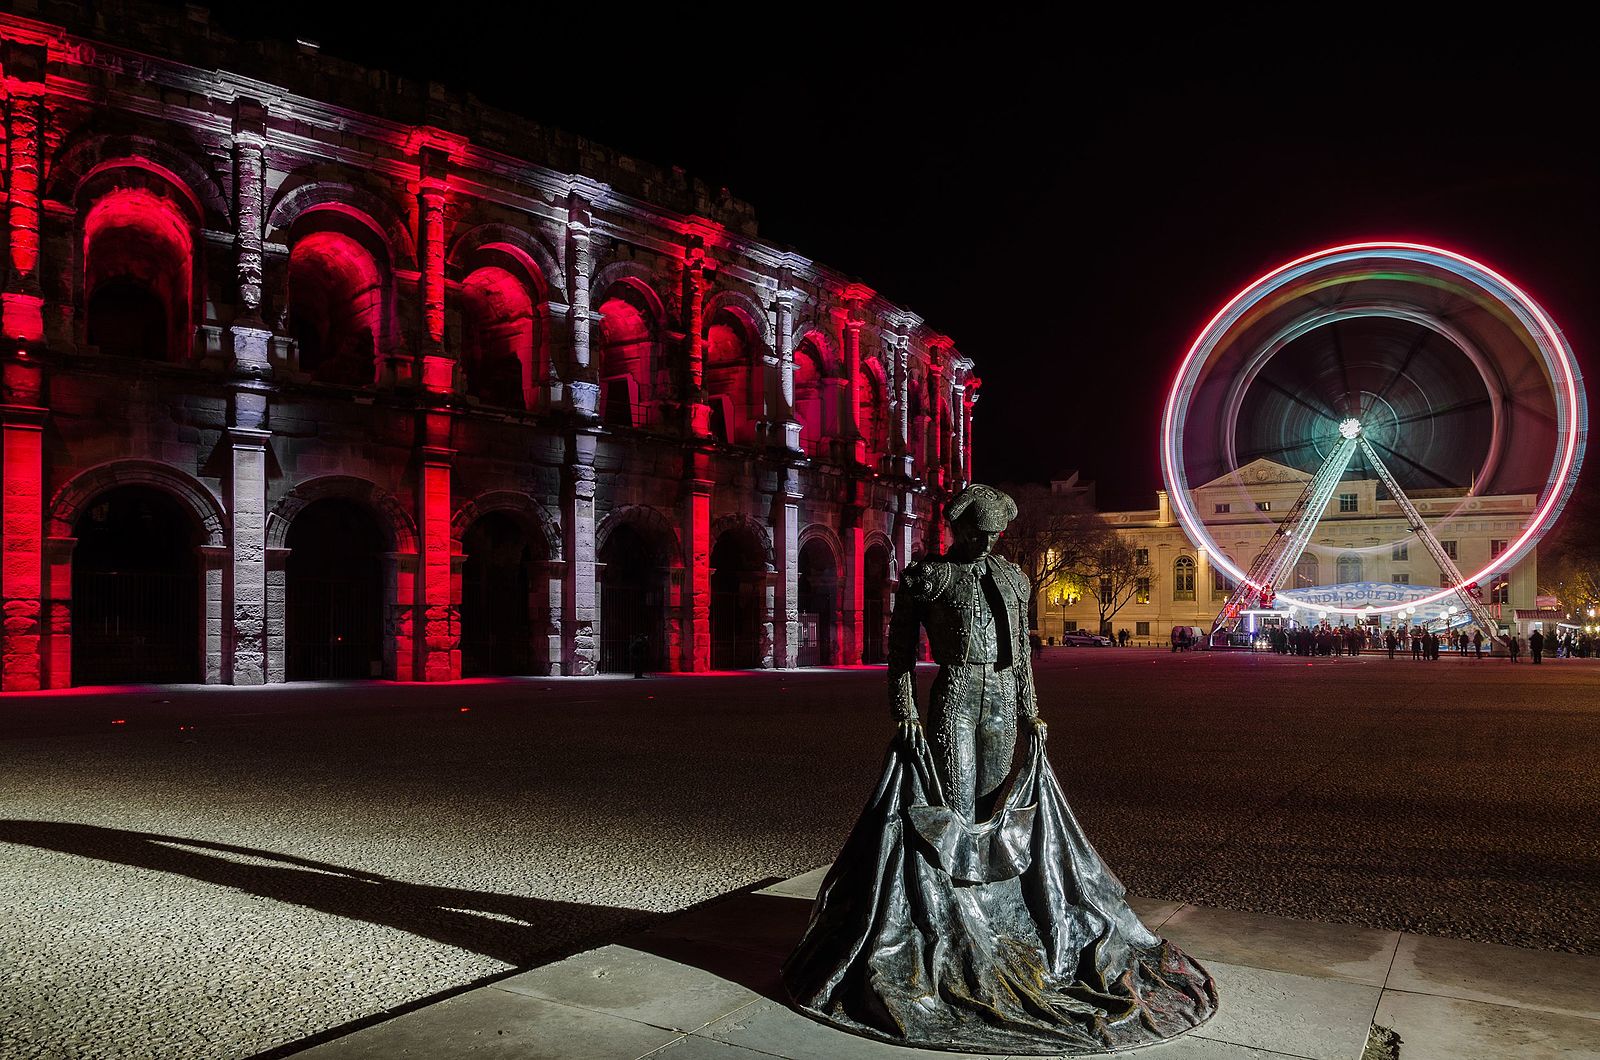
[682,246,713,437]
[229,99,270,364]
[41,537,73,688]
[963,380,979,483]
[228,425,270,684]
[199,545,227,683]
[536,559,565,676]
[0,407,45,690]
[561,432,598,675]
[842,506,866,665]
[265,547,290,682]
[837,296,867,465]
[889,327,914,478]
[416,147,453,393]
[2,83,46,343]
[772,467,801,667]
[682,470,713,672]
[417,445,458,681]
[564,186,601,418]
[951,380,968,486]
[769,285,802,452]
[383,550,419,681]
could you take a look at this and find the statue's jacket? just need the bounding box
[888,552,1038,723]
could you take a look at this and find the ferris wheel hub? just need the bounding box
[1338,417,1362,439]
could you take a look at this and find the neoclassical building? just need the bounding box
[0,8,977,690]
[1050,459,1540,644]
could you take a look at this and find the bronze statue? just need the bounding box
[784,484,1217,1054]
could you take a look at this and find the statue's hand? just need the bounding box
[897,717,926,755]
[1028,716,1049,743]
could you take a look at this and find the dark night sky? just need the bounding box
[173,9,1600,511]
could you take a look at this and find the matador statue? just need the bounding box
[784,483,1217,1055]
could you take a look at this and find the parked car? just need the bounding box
[1060,630,1113,647]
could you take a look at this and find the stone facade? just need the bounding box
[0,7,977,689]
[1051,459,1540,644]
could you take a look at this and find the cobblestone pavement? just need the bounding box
[2,650,1597,1059]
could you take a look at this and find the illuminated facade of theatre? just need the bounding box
[1048,458,1539,644]
[0,7,977,690]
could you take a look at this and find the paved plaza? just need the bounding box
[2,650,1598,1058]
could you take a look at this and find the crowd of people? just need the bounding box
[1256,622,1593,662]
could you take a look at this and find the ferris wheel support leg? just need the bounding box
[1356,438,1505,646]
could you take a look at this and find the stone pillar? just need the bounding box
[842,507,866,665]
[384,550,419,681]
[962,381,979,483]
[42,537,73,688]
[2,85,46,342]
[682,468,713,672]
[839,305,866,465]
[561,432,598,675]
[772,467,801,668]
[231,101,268,324]
[417,445,458,681]
[536,559,565,676]
[769,287,803,452]
[926,358,946,490]
[416,148,453,394]
[199,545,227,683]
[889,329,913,478]
[0,407,45,690]
[951,381,967,485]
[265,547,290,683]
[565,193,600,418]
[228,424,271,684]
[682,248,713,437]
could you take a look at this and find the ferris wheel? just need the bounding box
[1160,242,1588,645]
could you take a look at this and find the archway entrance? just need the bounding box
[286,498,384,680]
[711,529,766,670]
[72,486,202,684]
[599,523,668,673]
[461,512,542,676]
[863,543,893,664]
[797,538,838,667]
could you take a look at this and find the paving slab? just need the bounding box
[1122,1036,1313,1059]
[754,865,830,901]
[1385,931,1600,1019]
[1373,989,1600,1060]
[695,998,1007,1060]
[293,986,685,1060]
[1159,903,1400,987]
[1127,895,1186,930]
[496,944,761,1033]
[643,1035,783,1059]
[1189,960,1379,1060]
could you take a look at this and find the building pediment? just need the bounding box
[1195,458,1311,491]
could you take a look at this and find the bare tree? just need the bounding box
[997,483,1106,630]
[1077,534,1154,636]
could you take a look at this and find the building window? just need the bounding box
[1065,620,1078,632]
[1441,540,1457,560]
[1136,577,1151,604]
[1392,543,1408,561]
[1136,621,1150,636]
[1491,538,1508,557]
[1393,573,1409,584]
[1339,493,1358,512]
[1214,503,1231,514]
[1212,568,1231,600]
[1135,547,1149,566]
[1099,577,1112,608]
[1491,577,1509,604]
[1337,553,1362,583]
[1255,501,1271,512]
[1173,556,1195,600]
[1294,554,1319,588]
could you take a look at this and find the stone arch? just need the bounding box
[595,504,682,567]
[594,266,670,426]
[791,320,842,375]
[590,261,670,320]
[448,223,560,295]
[266,179,418,269]
[710,512,775,572]
[451,490,562,562]
[47,133,228,224]
[705,287,776,349]
[266,476,417,553]
[49,460,227,546]
[863,529,901,582]
[798,523,846,574]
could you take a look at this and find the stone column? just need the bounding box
[769,287,802,452]
[42,537,74,688]
[417,445,458,681]
[840,308,867,465]
[2,86,46,342]
[772,467,801,668]
[926,358,946,490]
[229,100,271,369]
[383,551,419,681]
[682,248,713,437]
[0,406,45,690]
[265,547,290,683]
[962,382,978,483]
[561,432,598,675]
[228,425,271,684]
[536,559,565,676]
[416,148,453,394]
[565,193,600,418]
[951,381,967,485]
[682,466,713,672]
[889,329,913,478]
[842,507,866,665]
[199,545,227,683]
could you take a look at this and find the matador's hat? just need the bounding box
[946,483,1018,532]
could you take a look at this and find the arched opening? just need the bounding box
[83,187,194,360]
[285,498,385,680]
[461,511,544,676]
[287,212,386,385]
[793,339,828,456]
[705,307,760,445]
[863,543,894,664]
[599,523,669,672]
[598,282,658,428]
[908,379,928,472]
[858,362,890,467]
[1337,553,1363,584]
[797,537,839,667]
[72,486,202,684]
[1294,554,1320,589]
[460,252,545,409]
[710,528,767,670]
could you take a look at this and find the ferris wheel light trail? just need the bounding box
[1162,241,1588,621]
